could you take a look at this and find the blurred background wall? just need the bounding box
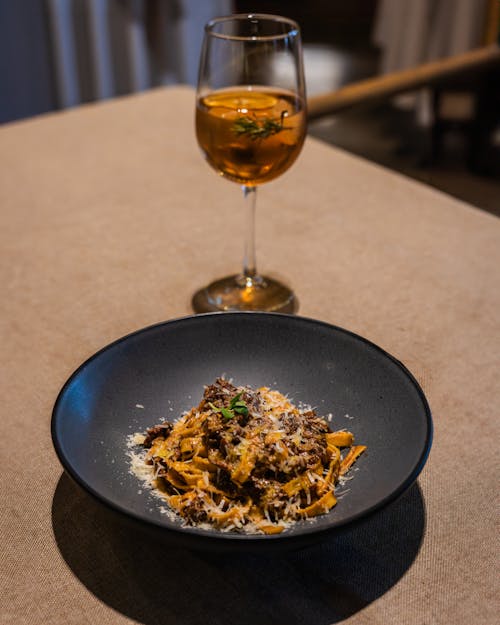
[1,0,498,213]
[1,0,496,122]
[0,0,233,123]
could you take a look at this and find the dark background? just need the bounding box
[1,0,499,216]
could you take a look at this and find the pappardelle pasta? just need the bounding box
[130,378,366,534]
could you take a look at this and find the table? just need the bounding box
[1,86,498,624]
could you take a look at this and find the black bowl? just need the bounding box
[51,312,432,551]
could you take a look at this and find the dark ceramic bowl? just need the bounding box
[51,312,432,551]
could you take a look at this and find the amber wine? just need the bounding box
[196,88,306,185]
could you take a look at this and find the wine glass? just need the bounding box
[192,13,307,313]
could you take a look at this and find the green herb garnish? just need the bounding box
[209,393,249,420]
[230,392,249,417]
[232,111,287,140]
[221,407,235,420]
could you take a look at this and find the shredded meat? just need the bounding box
[143,423,173,447]
[136,378,365,533]
[153,379,332,524]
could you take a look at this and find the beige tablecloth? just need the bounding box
[1,86,498,624]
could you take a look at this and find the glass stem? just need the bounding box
[241,185,259,286]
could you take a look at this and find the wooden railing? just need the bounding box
[307,45,500,120]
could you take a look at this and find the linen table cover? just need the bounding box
[1,86,498,625]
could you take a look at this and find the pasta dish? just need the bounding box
[130,378,366,534]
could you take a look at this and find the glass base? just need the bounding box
[192,274,298,314]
